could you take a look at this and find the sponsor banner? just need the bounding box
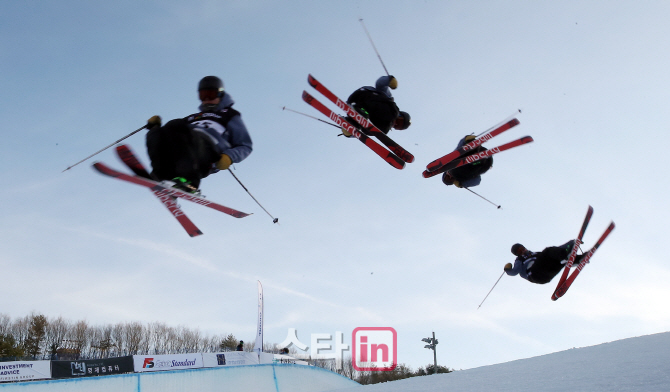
[0,361,51,383]
[202,352,259,368]
[51,356,134,379]
[133,354,203,373]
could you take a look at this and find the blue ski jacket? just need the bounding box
[185,92,253,164]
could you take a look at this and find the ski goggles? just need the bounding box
[199,89,222,101]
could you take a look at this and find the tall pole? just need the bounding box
[432,331,437,374]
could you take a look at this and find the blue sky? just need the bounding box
[2,0,670,370]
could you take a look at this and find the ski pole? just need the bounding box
[478,271,505,309]
[62,125,147,172]
[359,18,390,76]
[227,169,279,224]
[475,109,522,138]
[464,187,501,209]
[283,106,340,129]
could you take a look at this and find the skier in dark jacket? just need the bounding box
[441,135,493,188]
[343,75,411,136]
[505,241,585,284]
[145,76,252,191]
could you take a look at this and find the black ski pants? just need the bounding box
[146,119,219,188]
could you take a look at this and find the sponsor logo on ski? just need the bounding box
[465,147,498,163]
[462,134,491,151]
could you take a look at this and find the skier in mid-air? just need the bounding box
[441,135,493,188]
[505,241,585,284]
[342,75,411,136]
[145,75,252,192]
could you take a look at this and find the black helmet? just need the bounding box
[395,111,411,130]
[198,76,224,97]
[511,243,524,255]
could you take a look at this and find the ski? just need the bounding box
[552,221,615,300]
[306,74,414,163]
[422,136,534,178]
[551,206,594,294]
[115,145,203,237]
[92,162,252,219]
[425,118,520,173]
[302,90,405,170]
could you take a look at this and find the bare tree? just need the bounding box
[43,316,70,359]
[0,314,10,336]
[110,322,126,356]
[124,322,145,355]
[9,316,30,354]
[69,320,89,359]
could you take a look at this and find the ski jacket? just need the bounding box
[505,250,538,281]
[347,76,400,134]
[184,92,253,164]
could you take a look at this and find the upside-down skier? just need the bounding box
[145,75,253,192]
[342,75,411,136]
[441,135,493,188]
[505,241,585,284]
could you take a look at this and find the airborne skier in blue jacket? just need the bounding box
[505,241,585,284]
[145,76,252,191]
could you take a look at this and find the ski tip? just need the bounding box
[302,90,313,102]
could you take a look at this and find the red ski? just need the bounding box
[422,136,534,178]
[425,118,520,173]
[552,219,615,300]
[302,90,405,170]
[115,145,203,237]
[92,162,252,219]
[306,74,414,163]
[552,206,593,292]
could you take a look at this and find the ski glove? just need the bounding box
[147,115,162,129]
[464,135,476,143]
[388,76,398,89]
[453,180,463,188]
[216,154,232,170]
[504,263,513,271]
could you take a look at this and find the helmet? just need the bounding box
[511,243,524,255]
[394,111,411,130]
[198,76,224,98]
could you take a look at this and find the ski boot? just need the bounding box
[170,177,201,195]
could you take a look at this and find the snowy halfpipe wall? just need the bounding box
[0,363,359,392]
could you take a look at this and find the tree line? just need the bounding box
[0,313,246,361]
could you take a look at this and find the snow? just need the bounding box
[327,332,670,392]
